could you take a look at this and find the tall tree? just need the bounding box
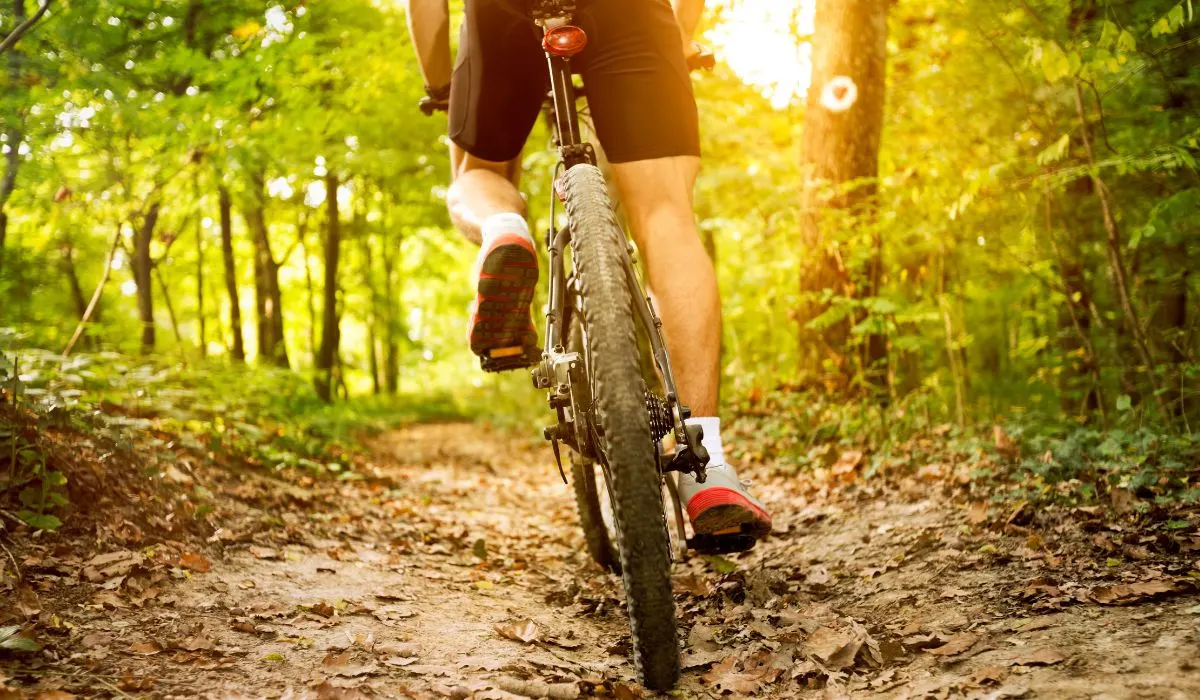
[218,185,246,363]
[133,203,161,353]
[0,0,29,275]
[798,0,890,388]
[244,172,289,368]
[314,173,341,403]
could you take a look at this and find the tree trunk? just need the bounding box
[63,224,123,357]
[1072,81,1167,421]
[381,227,401,394]
[134,203,160,353]
[314,173,341,403]
[0,0,28,276]
[219,185,245,362]
[798,0,890,386]
[300,222,318,360]
[60,242,88,319]
[154,264,184,346]
[244,173,289,368]
[195,206,206,356]
[361,226,381,395]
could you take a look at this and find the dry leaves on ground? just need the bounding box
[494,619,540,645]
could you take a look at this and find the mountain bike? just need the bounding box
[420,1,741,689]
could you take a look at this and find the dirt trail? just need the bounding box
[3,423,1200,698]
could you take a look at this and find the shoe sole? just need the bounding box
[687,487,772,539]
[470,239,538,357]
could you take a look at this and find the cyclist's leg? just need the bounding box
[447,0,545,357]
[609,157,716,416]
[579,0,771,538]
[447,146,523,246]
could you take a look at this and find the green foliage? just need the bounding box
[0,626,41,653]
[1,0,1198,515]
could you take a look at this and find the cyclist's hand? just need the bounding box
[686,43,715,72]
[419,84,451,115]
[419,96,449,115]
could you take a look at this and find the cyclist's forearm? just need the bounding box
[671,0,705,44]
[406,0,452,89]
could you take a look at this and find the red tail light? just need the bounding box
[543,25,588,57]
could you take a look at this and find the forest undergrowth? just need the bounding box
[1,374,1199,697]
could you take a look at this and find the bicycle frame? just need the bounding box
[527,2,711,493]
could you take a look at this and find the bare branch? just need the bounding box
[0,0,53,54]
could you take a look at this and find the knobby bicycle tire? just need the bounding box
[562,163,680,690]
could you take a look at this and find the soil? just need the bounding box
[2,422,1199,699]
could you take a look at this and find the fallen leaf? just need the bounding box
[91,591,127,609]
[82,551,139,582]
[700,653,780,694]
[927,632,980,657]
[970,665,1008,685]
[832,450,863,479]
[967,502,990,525]
[472,538,488,560]
[494,677,580,699]
[804,626,861,670]
[1016,648,1065,666]
[544,635,582,650]
[374,641,418,658]
[806,566,834,586]
[310,601,336,618]
[128,640,164,656]
[179,552,211,573]
[249,546,279,560]
[1089,580,1178,605]
[672,573,710,596]
[176,635,215,652]
[15,586,40,618]
[494,619,540,644]
[35,692,76,700]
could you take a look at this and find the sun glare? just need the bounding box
[705,0,814,110]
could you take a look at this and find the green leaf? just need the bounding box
[1117,29,1137,53]
[1036,134,1070,165]
[44,471,67,487]
[702,555,737,574]
[1116,395,1132,412]
[0,626,41,653]
[1039,43,1072,82]
[17,511,62,531]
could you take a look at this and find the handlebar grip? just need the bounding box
[687,47,716,72]
[418,97,448,116]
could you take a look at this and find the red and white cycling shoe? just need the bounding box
[678,464,773,539]
[468,228,539,362]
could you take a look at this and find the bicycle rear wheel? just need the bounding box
[562,163,680,690]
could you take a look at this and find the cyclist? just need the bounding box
[405,0,772,545]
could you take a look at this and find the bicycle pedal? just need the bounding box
[479,346,542,373]
[687,529,757,555]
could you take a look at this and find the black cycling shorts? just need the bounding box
[449,0,701,164]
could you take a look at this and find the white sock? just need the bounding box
[481,212,532,248]
[685,416,725,468]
